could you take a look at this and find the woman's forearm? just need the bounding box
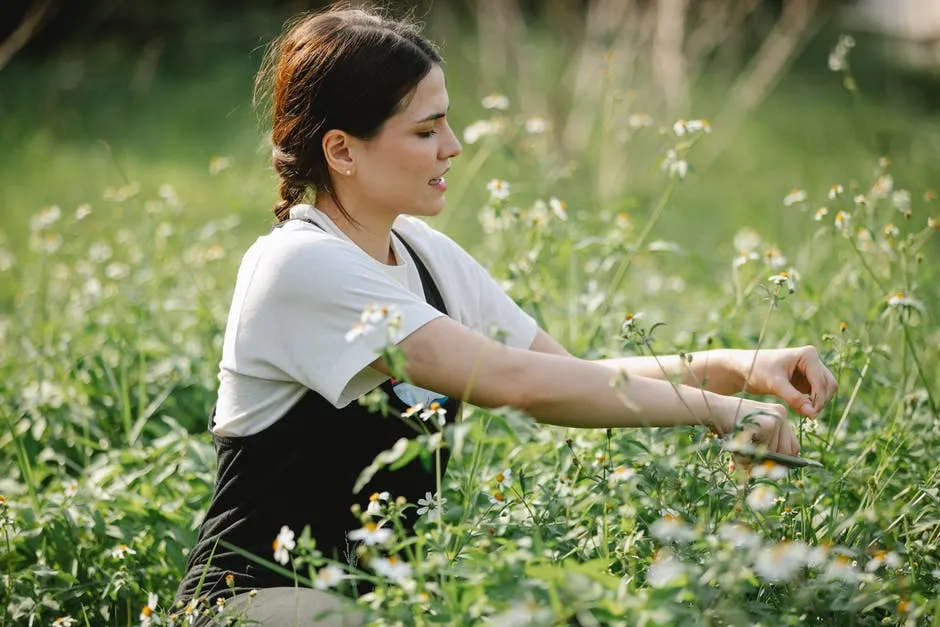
[388,318,760,435]
[594,349,745,396]
[516,353,749,434]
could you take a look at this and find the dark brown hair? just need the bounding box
[256,4,442,222]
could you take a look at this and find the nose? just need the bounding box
[441,122,462,160]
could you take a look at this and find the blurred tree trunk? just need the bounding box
[0,0,54,72]
[654,0,688,119]
[702,0,821,167]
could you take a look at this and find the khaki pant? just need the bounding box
[191,587,367,626]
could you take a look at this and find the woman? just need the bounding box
[174,5,837,625]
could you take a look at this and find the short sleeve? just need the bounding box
[453,245,538,348]
[230,230,445,408]
[395,217,538,350]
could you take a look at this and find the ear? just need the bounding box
[322,130,356,177]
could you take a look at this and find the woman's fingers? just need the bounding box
[782,421,800,456]
[776,376,816,418]
[799,346,838,414]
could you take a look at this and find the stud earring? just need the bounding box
[345,169,351,175]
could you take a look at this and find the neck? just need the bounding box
[316,194,397,265]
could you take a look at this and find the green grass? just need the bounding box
[1,12,939,626]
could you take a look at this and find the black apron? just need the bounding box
[174,219,459,605]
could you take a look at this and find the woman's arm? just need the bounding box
[528,329,741,395]
[372,317,799,455]
[528,329,837,419]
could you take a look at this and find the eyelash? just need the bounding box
[417,130,437,138]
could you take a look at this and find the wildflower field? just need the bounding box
[1,8,939,627]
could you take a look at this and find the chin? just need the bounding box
[409,200,446,218]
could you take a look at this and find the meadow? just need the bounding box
[1,5,939,626]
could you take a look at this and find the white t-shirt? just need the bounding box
[212,205,538,436]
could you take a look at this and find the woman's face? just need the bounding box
[350,64,462,219]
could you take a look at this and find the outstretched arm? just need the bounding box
[371,318,799,455]
[528,329,837,419]
[528,329,742,395]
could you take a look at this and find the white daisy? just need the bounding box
[488,490,508,506]
[492,469,512,490]
[783,189,807,206]
[419,401,447,427]
[487,179,511,201]
[823,554,858,582]
[110,543,136,559]
[887,292,924,311]
[865,550,901,572]
[621,312,644,334]
[348,522,393,546]
[746,485,777,512]
[750,460,788,481]
[463,120,495,144]
[481,93,509,110]
[608,465,635,485]
[733,251,759,268]
[834,211,851,230]
[416,491,447,522]
[365,491,390,517]
[661,149,688,179]
[650,514,696,544]
[548,197,567,220]
[272,525,296,565]
[754,541,808,583]
[314,564,346,589]
[768,271,796,294]
[370,555,413,582]
[524,116,547,134]
[646,550,685,588]
[627,113,653,129]
[140,592,159,626]
[717,522,761,550]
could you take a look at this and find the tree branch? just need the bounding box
[0,0,55,72]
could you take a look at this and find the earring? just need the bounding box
[345,169,351,175]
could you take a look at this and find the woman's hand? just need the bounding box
[712,398,800,456]
[726,346,838,419]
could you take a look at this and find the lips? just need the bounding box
[429,167,449,185]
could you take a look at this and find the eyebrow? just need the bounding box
[414,105,450,124]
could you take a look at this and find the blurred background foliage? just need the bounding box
[1,0,938,308]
